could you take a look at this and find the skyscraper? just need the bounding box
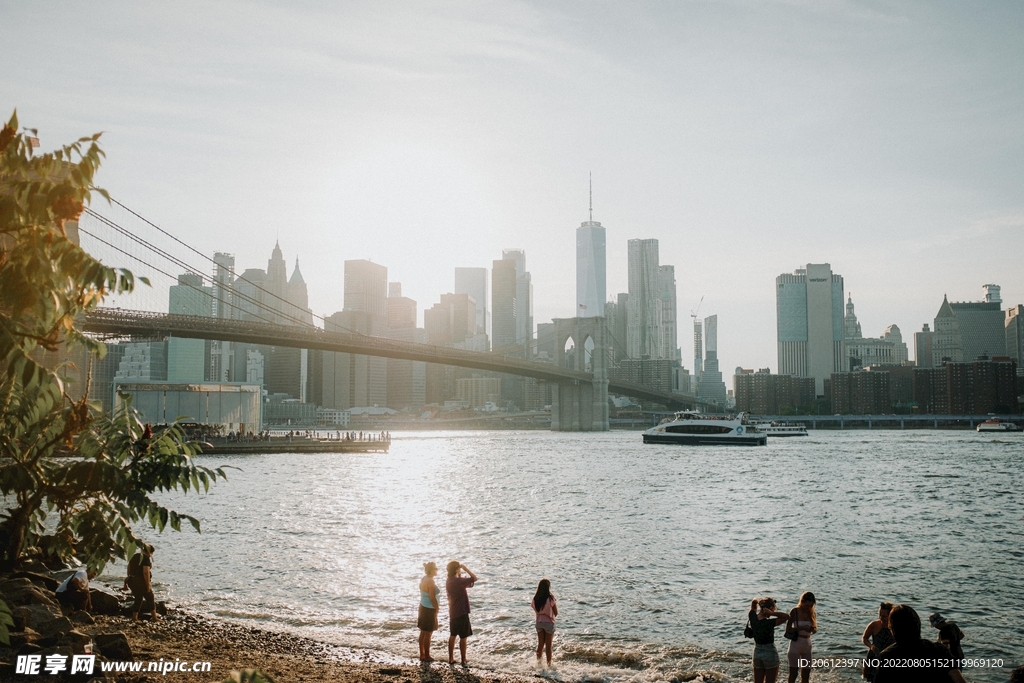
[626,238,663,359]
[693,318,703,379]
[209,252,235,382]
[576,181,606,318]
[454,267,489,342]
[659,265,679,361]
[697,314,727,403]
[776,263,846,395]
[491,258,518,351]
[502,249,533,352]
[949,285,1006,361]
[167,272,211,381]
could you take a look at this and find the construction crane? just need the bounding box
[690,295,704,324]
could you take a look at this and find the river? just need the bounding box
[123,429,1023,682]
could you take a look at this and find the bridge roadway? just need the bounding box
[83,309,709,410]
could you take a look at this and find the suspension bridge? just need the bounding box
[74,201,716,431]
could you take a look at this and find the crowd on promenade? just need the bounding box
[413,569,1021,682]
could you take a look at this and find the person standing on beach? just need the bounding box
[418,562,440,661]
[532,579,558,666]
[786,592,817,683]
[445,560,477,665]
[124,543,160,622]
[861,602,894,679]
[749,597,790,683]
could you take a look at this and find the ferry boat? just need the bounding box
[643,411,767,446]
[976,418,1021,433]
[750,421,809,437]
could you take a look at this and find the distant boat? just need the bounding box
[977,418,1021,433]
[643,411,767,446]
[750,421,809,437]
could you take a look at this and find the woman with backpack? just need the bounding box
[748,597,791,683]
[532,579,558,666]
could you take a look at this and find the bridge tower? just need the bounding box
[550,317,609,431]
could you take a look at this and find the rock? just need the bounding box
[57,629,93,654]
[16,642,42,657]
[35,615,73,640]
[35,645,74,666]
[0,581,60,607]
[13,603,63,630]
[88,589,121,616]
[9,570,59,591]
[93,632,133,661]
[6,628,40,648]
[156,600,169,616]
[70,610,95,626]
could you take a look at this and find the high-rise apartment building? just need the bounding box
[344,260,388,322]
[693,319,703,379]
[455,267,489,342]
[626,239,664,359]
[491,258,519,351]
[659,265,679,361]
[776,263,846,395]
[576,221,606,318]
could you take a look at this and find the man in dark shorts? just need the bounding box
[874,605,966,683]
[445,560,477,665]
[124,543,159,622]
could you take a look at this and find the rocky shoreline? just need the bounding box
[1,570,536,683]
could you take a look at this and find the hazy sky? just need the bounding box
[3,1,1022,373]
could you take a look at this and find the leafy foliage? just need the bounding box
[0,110,226,578]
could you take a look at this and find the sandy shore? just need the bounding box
[76,610,536,683]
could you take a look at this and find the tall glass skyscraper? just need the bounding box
[776,263,846,395]
[576,221,606,318]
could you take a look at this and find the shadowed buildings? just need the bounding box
[455,267,489,345]
[916,285,1006,367]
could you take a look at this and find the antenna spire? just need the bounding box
[589,172,593,222]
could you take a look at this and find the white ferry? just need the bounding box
[976,418,1020,433]
[750,421,809,437]
[643,411,767,446]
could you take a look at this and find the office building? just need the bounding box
[697,314,727,404]
[319,310,387,409]
[502,249,533,352]
[209,252,235,382]
[949,285,1006,361]
[915,324,934,368]
[930,296,964,365]
[1007,305,1024,368]
[843,296,908,369]
[455,267,489,341]
[167,272,212,382]
[424,293,476,346]
[492,258,518,351]
[386,282,417,330]
[776,263,847,395]
[456,375,501,409]
[659,265,680,361]
[626,238,664,359]
[576,189,606,317]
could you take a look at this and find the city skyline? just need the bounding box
[3,3,1023,373]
